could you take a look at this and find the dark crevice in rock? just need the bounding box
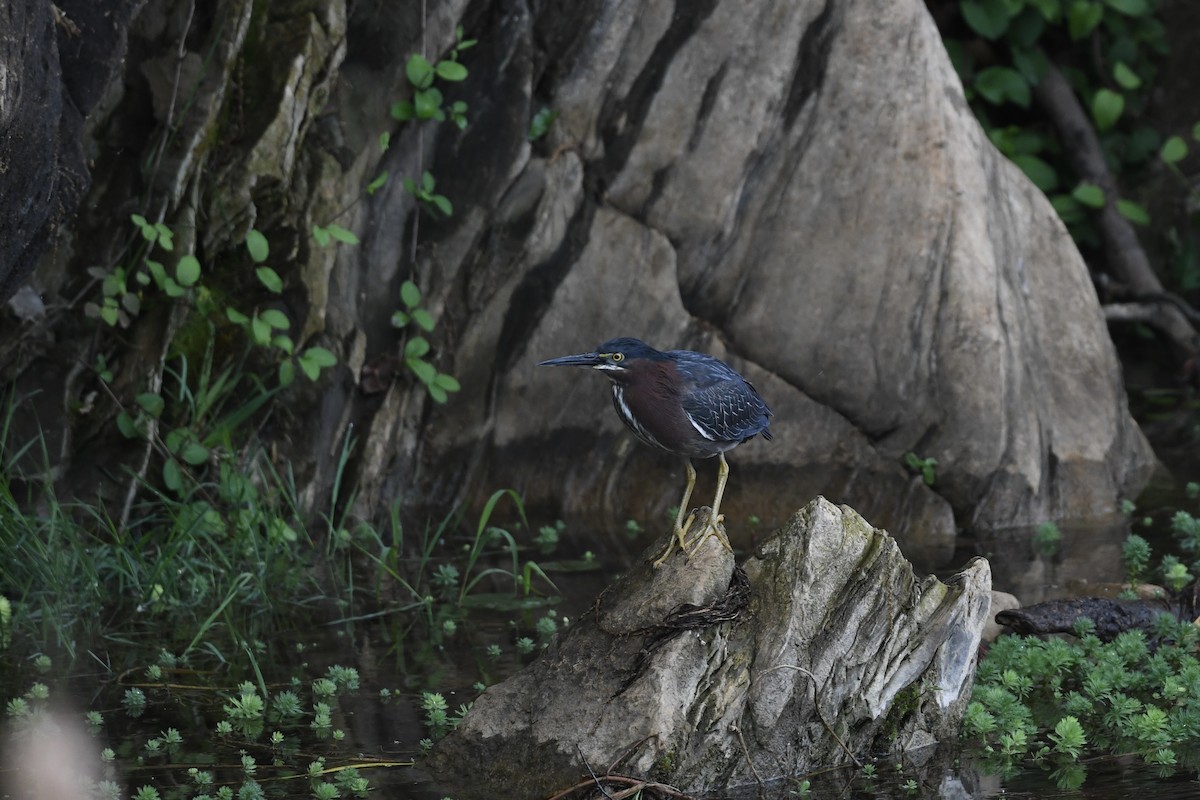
[687,59,728,154]
[527,0,605,98]
[497,198,598,372]
[594,0,721,187]
[638,165,674,220]
[782,0,837,133]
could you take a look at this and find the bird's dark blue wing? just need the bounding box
[671,352,773,445]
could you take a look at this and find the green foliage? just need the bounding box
[391,26,474,127]
[403,171,453,218]
[904,452,938,485]
[1033,521,1062,555]
[82,218,341,500]
[5,652,391,800]
[528,106,558,141]
[310,222,359,247]
[967,622,1200,784]
[382,25,473,271]
[943,0,1198,266]
[390,280,461,403]
[1123,533,1152,584]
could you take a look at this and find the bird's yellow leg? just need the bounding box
[685,452,733,556]
[652,461,697,568]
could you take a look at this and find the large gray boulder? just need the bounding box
[1,0,1154,561]
[428,497,992,797]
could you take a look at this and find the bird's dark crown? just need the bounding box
[595,338,668,361]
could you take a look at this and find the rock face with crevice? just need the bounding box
[427,497,992,798]
[1,0,1155,561]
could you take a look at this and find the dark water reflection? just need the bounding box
[951,516,1130,605]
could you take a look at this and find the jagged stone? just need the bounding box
[428,497,991,798]
[1,0,1156,562]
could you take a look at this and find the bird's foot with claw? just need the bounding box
[651,508,731,568]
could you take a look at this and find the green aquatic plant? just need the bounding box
[966,618,1200,784]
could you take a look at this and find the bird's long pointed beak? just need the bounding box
[537,352,602,368]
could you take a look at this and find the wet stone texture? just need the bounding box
[428,497,992,798]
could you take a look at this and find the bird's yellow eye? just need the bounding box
[611,352,624,362]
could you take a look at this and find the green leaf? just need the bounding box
[404,336,430,359]
[414,87,443,119]
[1117,198,1150,225]
[134,217,156,242]
[1112,62,1141,90]
[427,383,448,404]
[411,308,436,332]
[433,373,461,392]
[1160,136,1188,165]
[301,346,337,368]
[1068,1,1103,40]
[176,254,201,287]
[260,309,290,330]
[1007,8,1046,50]
[435,60,468,81]
[181,442,209,466]
[146,260,167,287]
[155,224,174,251]
[367,171,389,195]
[163,460,182,492]
[391,310,410,328]
[431,195,454,216]
[312,225,331,247]
[326,224,359,245]
[246,229,269,263]
[407,357,436,384]
[165,429,185,454]
[136,393,164,418]
[405,54,435,90]
[1012,154,1059,191]
[251,314,271,345]
[226,307,249,325]
[1127,127,1161,163]
[1029,0,1061,21]
[279,360,295,387]
[1193,122,1200,143]
[974,67,1030,108]
[163,278,185,298]
[379,131,391,151]
[1091,88,1124,131]
[297,354,320,382]
[422,171,436,192]
[401,280,422,309]
[1050,194,1085,224]
[256,267,283,293]
[272,334,294,355]
[1011,48,1050,84]
[100,305,119,326]
[960,0,1010,40]
[1072,182,1106,208]
[116,411,140,439]
[1105,0,1148,16]
[528,107,559,141]
[390,101,414,121]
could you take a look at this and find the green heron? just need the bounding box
[538,337,773,566]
